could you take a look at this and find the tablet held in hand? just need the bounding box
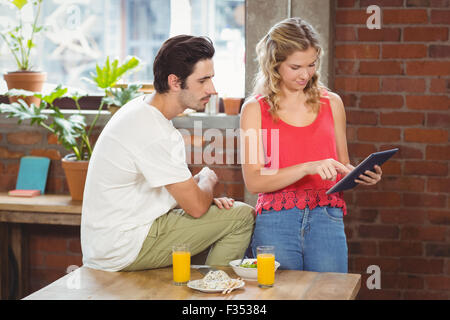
[326,148,399,195]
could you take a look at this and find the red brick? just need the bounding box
[335,45,380,59]
[404,128,448,143]
[335,61,357,75]
[426,243,450,258]
[353,257,399,273]
[406,95,449,110]
[341,94,358,107]
[7,131,43,145]
[426,276,450,290]
[383,9,428,24]
[225,183,244,200]
[346,111,378,125]
[360,0,404,5]
[337,0,356,7]
[382,44,427,59]
[380,144,423,159]
[430,9,450,24]
[396,275,425,290]
[47,133,59,145]
[403,193,447,208]
[212,167,243,182]
[380,112,424,126]
[430,79,448,93]
[428,210,450,225]
[381,78,426,92]
[68,239,82,254]
[406,0,432,6]
[429,45,450,58]
[404,27,448,41]
[335,77,380,92]
[357,127,401,142]
[404,291,449,300]
[426,145,450,160]
[213,182,226,198]
[0,147,24,159]
[0,174,17,191]
[428,178,450,193]
[30,149,62,161]
[358,224,399,239]
[6,162,20,174]
[379,241,423,256]
[401,226,447,241]
[359,61,403,75]
[378,176,426,192]
[380,160,402,175]
[346,126,357,141]
[348,243,378,257]
[356,191,402,207]
[360,95,404,109]
[336,10,368,24]
[407,61,450,76]
[427,113,450,127]
[348,143,378,158]
[380,209,427,224]
[358,28,401,42]
[335,26,357,41]
[401,258,444,274]
[430,0,450,7]
[404,161,448,176]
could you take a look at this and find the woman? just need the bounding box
[240,17,382,273]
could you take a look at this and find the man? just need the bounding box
[80,35,255,272]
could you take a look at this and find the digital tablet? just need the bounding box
[326,148,399,195]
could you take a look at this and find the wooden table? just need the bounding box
[0,193,82,299]
[23,266,361,300]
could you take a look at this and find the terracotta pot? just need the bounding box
[3,71,47,106]
[61,154,89,201]
[223,97,242,115]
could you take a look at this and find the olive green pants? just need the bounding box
[122,201,255,271]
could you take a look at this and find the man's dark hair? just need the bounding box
[153,35,215,93]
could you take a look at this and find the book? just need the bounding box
[8,189,41,197]
[14,156,50,195]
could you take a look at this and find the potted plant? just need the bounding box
[103,84,143,115]
[0,56,141,201]
[1,0,47,106]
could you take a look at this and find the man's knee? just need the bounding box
[232,201,255,224]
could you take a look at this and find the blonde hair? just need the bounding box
[252,17,326,120]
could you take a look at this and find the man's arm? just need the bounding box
[165,167,218,218]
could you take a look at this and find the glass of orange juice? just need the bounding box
[257,245,275,288]
[172,244,190,286]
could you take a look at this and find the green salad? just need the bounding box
[240,261,257,268]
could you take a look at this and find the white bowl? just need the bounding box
[229,258,280,281]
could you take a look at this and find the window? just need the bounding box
[0,0,245,98]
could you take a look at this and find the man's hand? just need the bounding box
[213,197,235,209]
[194,167,218,185]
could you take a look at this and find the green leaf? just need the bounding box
[27,39,35,49]
[89,56,140,89]
[0,100,47,123]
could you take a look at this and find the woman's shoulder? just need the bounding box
[320,89,344,111]
[241,96,262,115]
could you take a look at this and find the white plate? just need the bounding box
[187,279,245,293]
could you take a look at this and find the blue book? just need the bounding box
[15,156,50,195]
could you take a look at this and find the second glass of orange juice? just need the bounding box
[257,245,275,288]
[172,244,190,285]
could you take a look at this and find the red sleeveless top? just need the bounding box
[255,92,347,215]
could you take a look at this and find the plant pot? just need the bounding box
[61,154,89,201]
[223,97,242,115]
[108,104,120,115]
[3,71,47,105]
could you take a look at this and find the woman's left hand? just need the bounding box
[354,165,382,186]
[213,197,235,209]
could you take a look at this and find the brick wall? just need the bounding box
[1,0,449,300]
[335,0,449,299]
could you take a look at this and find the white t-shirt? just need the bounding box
[80,95,192,271]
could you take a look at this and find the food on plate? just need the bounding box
[197,270,241,290]
[240,261,257,268]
